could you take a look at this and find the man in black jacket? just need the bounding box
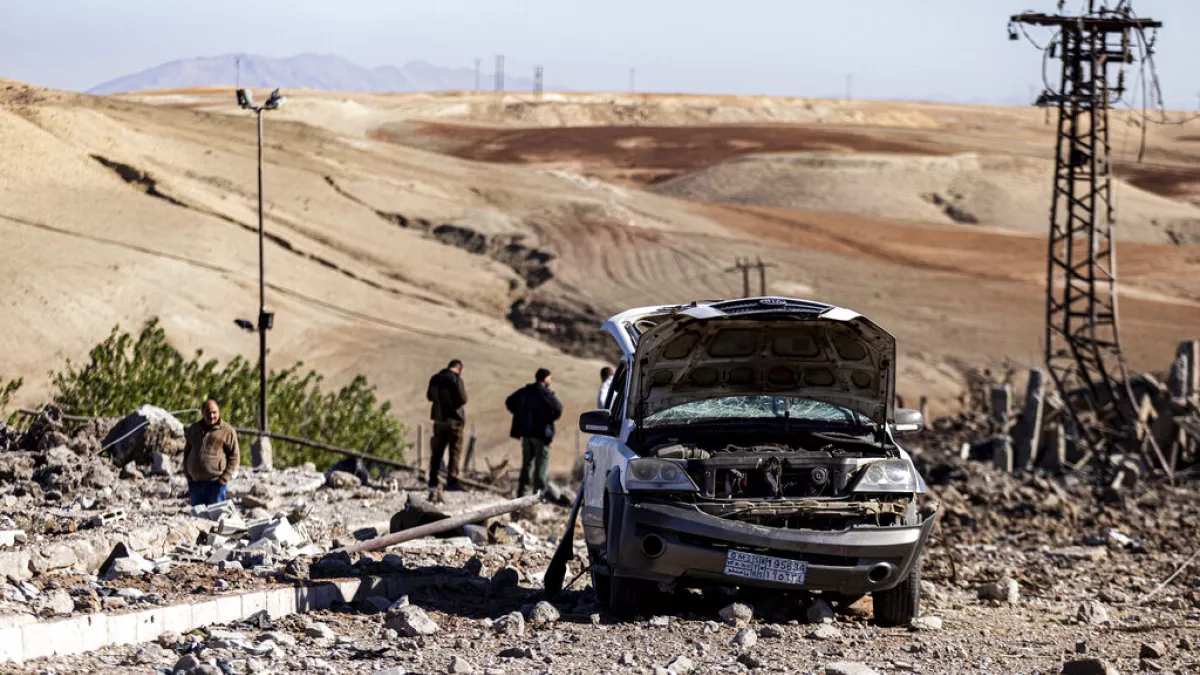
[506,368,563,497]
[426,359,468,490]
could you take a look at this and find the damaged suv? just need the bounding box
[579,297,938,625]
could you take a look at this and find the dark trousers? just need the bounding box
[517,437,551,497]
[188,480,227,506]
[428,421,464,487]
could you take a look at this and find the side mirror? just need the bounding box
[579,409,617,437]
[892,408,924,436]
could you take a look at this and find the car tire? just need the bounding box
[607,574,645,619]
[590,566,611,605]
[872,557,921,627]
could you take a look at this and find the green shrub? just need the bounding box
[49,318,407,470]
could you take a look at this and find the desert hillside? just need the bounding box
[3,81,1200,468]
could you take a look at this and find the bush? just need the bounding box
[0,376,22,424]
[48,318,407,469]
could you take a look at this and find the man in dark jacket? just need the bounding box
[506,368,563,497]
[427,359,468,490]
[182,399,240,506]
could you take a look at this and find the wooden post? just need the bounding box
[464,423,478,473]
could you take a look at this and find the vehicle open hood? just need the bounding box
[623,298,896,427]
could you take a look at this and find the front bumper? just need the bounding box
[606,497,939,595]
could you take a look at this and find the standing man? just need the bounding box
[183,399,240,506]
[506,368,563,497]
[427,359,468,491]
[597,366,614,409]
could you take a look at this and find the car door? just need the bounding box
[582,360,628,547]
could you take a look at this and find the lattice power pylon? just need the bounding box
[1011,2,1162,464]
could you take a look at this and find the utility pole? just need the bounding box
[754,257,777,296]
[495,55,505,93]
[726,258,752,297]
[534,65,544,99]
[235,86,285,469]
[845,73,852,101]
[474,58,481,92]
[629,67,636,93]
[1011,2,1164,473]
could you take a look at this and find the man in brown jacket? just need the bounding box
[182,399,240,506]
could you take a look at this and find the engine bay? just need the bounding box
[643,435,912,530]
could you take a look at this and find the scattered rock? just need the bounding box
[35,589,74,616]
[666,654,695,674]
[499,646,534,659]
[1076,601,1110,625]
[760,625,784,639]
[808,624,843,641]
[619,652,636,665]
[491,566,521,591]
[737,652,764,670]
[649,615,670,627]
[492,611,525,637]
[732,627,758,649]
[719,602,754,626]
[1139,642,1167,659]
[131,643,167,665]
[448,655,475,674]
[527,600,560,625]
[806,598,835,624]
[173,654,202,672]
[304,622,337,640]
[385,604,440,637]
[1061,658,1120,675]
[325,470,361,489]
[909,616,943,631]
[977,578,1020,605]
[825,663,881,675]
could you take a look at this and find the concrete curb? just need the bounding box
[0,575,415,664]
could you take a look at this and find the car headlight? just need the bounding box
[624,458,699,493]
[848,459,925,494]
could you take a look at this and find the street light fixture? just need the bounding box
[236,86,284,466]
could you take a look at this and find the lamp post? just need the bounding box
[236,87,285,468]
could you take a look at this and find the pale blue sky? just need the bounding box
[2,0,1197,106]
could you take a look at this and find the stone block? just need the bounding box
[241,591,267,618]
[107,611,140,646]
[0,551,32,582]
[78,613,109,653]
[266,588,297,619]
[134,608,165,643]
[990,383,1012,424]
[191,600,219,628]
[216,596,243,623]
[333,579,362,603]
[1011,369,1045,470]
[0,626,21,663]
[160,603,192,635]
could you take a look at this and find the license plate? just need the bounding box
[723,550,808,585]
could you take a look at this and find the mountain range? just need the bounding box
[87,53,542,95]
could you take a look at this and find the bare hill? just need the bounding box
[4,81,1200,470]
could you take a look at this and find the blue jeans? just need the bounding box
[188,481,228,506]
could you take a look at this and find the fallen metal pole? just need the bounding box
[335,494,541,554]
[231,428,507,495]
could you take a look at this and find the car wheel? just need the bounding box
[590,565,611,605]
[872,557,921,627]
[607,574,646,619]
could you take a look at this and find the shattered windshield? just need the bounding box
[644,396,871,429]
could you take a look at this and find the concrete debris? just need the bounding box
[326,470,362,489]
[304,622,337,641]
[103,405,184,467]
[977,578,1020,605]
[1140,642,1168,659]
[808,624,843,641]
[760,625,785,639]
[649,615,670,627]
[737,652,765,670]
[719,602,754,626]
[386,604,440,637]
[1075,601,1110,625]
[666,654,695,674]
[825,663,882,675]
[448,655,475,674]
[526,600,560,625]
[732,627,758,649]
[909,616,943,631]
[0,530,27,547]
[492,611,525,637]
[619,651,636,665]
